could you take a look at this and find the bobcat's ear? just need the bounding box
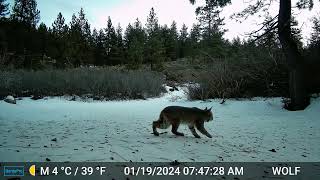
[209,107,212,111]
[204,107,208,111]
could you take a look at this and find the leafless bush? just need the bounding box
[0,67,165,100]
[188,58,289,100]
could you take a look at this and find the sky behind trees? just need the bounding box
[6,0,320,44]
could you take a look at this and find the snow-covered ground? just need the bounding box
[0,86,319,162]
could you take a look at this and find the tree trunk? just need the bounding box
[278,0,310,110]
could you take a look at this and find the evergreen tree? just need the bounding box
[257,16,302,50]
[11,0,40,27]
[290,17,303,50]
[124,19,146,67]
[307,16,320,63]
[49,12,69,67]
[195,0,226,57]
[188,23,201,57]
[92,29,106,66]
[196,0,225,40]
[37,22,47,60]
[52,12,67,36]
[168,21,179,60]
[145,7,165,70]
[160,22,179,61]
[104,16,117,65]
[67,13,82,66]
[160,25,171,61]
[114,23,125,65]
[178,23,188,58]
[145,7,159,35]
[0,0,9,17]
[67,8,93,66]
[310,16,320,46]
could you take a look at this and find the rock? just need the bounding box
[51,138,57,142]
[169,160,180,166]
[31,95,43,100]
[4,96,16,104]
[269,149,277,152]
[169,86,179,92]
[220,99,226,104]
[70,96,77,101]
[93,96,102,100]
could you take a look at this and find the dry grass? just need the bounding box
[0,67,165,100]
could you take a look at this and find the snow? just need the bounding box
[0,86,319,162]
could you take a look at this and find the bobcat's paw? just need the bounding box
[173,132,184,136]
[153,132,160,136]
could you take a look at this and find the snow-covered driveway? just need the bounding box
[0,88,319,162]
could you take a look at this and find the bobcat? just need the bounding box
[152,106,213,138]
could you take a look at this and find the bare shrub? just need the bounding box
[188,57,289,100]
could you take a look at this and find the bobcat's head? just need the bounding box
[204,107,213,122]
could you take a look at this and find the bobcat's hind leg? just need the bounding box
[188,124,200,138]
[171,121,184,136]
[195,121,212,138]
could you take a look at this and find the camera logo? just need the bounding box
[4,166,24,176]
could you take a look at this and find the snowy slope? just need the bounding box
[0,86,319,162]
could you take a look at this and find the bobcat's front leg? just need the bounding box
[195,121,212,138]
[152,121,160,136]
[171,121,184,136]
[188,124,201,138]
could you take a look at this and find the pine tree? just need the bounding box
[146,7,159,36]
[0,0,9,17]
[50,13,69,67]
[96,29,106,66]
[67,13,82,66]
[114,23,125,65]
[195,0,226,58]
[92,29,105,66]
[11,0,40,27]
[189,23,201,57]
[52,12,67,36]
[195,0,226,40]
[168,21,179,60]
[37,22,47,60]
[178,23,188,58]
[307,16,320,63]
[310,16,320,45]
[145,7,165,70]
[124,19,146,67]
[67,8,93,66]
[104,16,117,65]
